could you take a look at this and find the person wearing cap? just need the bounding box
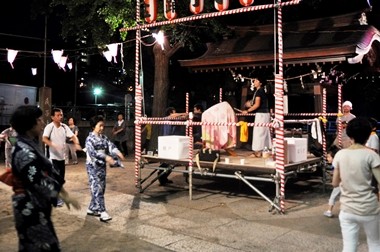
[242,77,272,157]
[333,100,356,148]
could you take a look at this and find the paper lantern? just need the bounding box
[190,0,204,14]
[239,0,254,7]
[144,0,157,23]
[164,0,177,20]
[214,0,229,11]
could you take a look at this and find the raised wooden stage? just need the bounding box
[138,149,323,213]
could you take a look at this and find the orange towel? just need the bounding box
[239,121,248,142]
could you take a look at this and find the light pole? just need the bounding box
[93,87,102,105]
[67,57,78,119]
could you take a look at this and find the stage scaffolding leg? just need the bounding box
[138,159,144,190]
[322,163,327,193]
[272,172,281,213]
[138,164,175,193]
[189,166,193,200]
[234,171,282,213]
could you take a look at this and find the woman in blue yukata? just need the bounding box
[10,105,80,252]
[85,115,125,222]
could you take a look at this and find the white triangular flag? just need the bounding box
[7,49,18,69]
[103,51,112,62]
[51,50,64,64]
[59,56,68,71]
[106,43,119,63]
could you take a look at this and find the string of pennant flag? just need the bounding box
[0,30,165,75]
[3,42,123,73]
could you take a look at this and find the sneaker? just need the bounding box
[87,209,101,216]
[57,199,64,207]
[100,211,112,222]
[324,210,333,218]
[72,161,78,165]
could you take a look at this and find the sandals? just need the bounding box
[249,151,262,158]
[225,148,237,156]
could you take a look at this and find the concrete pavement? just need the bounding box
[0,157,372,251]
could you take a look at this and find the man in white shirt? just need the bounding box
[43,108,81,206]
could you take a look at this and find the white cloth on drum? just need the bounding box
[251,113,272,151]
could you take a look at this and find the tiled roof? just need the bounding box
[179,12,380,71]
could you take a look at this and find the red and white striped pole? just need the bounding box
[186,92,189,136]
[219,88,223,103]
[134,0,142,187]
[275,0,286,213]
[337,84,342,148]
[322,87,327,162]
[188,113,194,200]
[186,92,189,114]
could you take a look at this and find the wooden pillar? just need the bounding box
[313,84,322,113]
[39,87,52,124]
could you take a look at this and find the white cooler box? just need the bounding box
[285,137,308,163]
[158,136,190,160]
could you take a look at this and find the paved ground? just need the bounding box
[0,156,373,251]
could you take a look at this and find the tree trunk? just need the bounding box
[149,40,183,151]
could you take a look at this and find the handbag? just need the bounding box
[195,149,220,173]
[66,137,73,144]
[0,168,13,186]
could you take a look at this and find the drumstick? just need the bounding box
[234,108,243,113]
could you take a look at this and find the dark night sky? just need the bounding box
[0,1,75,106]
[0,2,130,108]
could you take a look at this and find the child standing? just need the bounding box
[0,126,18,168]
[323,145,341,217]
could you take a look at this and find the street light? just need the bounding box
[93,87,102,104]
